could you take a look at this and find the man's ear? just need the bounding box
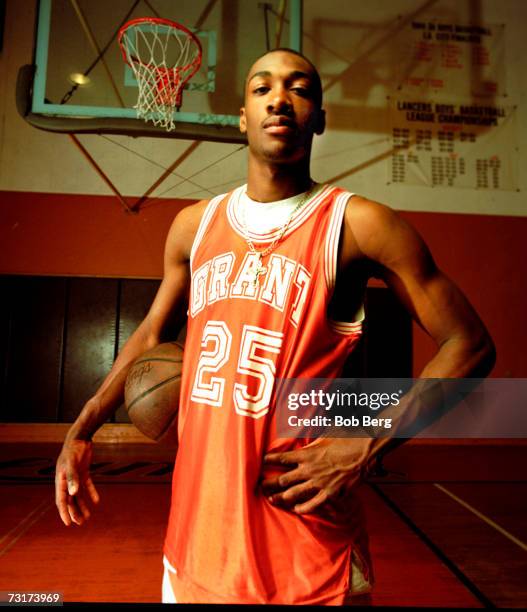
[314,108,326,135]
[239,107,247,134]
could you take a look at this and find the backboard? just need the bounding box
[26,0,302,142]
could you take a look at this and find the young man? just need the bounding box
[55,48,495,605]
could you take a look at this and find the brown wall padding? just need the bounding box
[0,276,411,423]
[341,287,412,378]
[61,278,118,422]
[0,277,12,413]
[3,276,66,422]
[363,287,413,378]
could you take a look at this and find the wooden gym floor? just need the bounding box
[0,428,525,608]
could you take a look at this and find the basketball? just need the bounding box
[124,341,184,445]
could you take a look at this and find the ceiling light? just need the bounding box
[68,73,91,86]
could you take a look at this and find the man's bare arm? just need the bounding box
[63,203,202,441]
[262,197,495,513]
[341,197,495,455]
[347,196,495,378]
[55,200,207,526]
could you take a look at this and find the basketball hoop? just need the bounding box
[118,17,202,132]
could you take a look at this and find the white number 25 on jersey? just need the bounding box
[191,321,283,418]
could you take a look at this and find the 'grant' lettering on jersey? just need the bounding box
[190,252,311,326]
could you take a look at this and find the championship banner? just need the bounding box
[383,18,516,191]
[395,20,506,98]
[388,98,518,190]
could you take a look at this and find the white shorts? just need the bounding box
[161,556,178,604]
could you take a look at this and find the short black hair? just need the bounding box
[248,47,323,108]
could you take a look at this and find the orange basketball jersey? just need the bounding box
[163,184,372,604]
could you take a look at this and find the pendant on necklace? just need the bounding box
[253,254,267,286]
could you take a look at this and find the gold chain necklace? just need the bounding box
[240,184,314,286]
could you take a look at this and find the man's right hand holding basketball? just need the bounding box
[55,437,100,526]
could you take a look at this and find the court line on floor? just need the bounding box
[0,499,53,558]
[0,478,172,484]
[434,483,527,552]
[369,482,495,608]
[374,480,527,485]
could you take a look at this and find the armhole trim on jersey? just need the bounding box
[325,191,365,336]
[324,190,353,292]
[190,193,227,270]
[327,314,364,336]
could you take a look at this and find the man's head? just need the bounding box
[240,48,325,164]
[245,48,324,109]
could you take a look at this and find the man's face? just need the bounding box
[240,51,325,163]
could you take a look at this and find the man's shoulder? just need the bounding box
[165,192,233,261]
[324,184,394,219]
[332,190,419,266]
[340,192,401,234]
[171,192,229,233]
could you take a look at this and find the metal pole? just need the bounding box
[69,134,133,214]
[131,141,202,211]
[289,0,302,52]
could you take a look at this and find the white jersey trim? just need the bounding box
[325,191,353,292]
[327,317,364,336]
[325,191,365,336]
[227,184,336,244]
[190,193,226,270]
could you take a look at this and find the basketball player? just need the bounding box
[55,48,495,605]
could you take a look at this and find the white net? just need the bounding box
[120,20,202,131]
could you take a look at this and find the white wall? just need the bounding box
[0,0,525,215]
